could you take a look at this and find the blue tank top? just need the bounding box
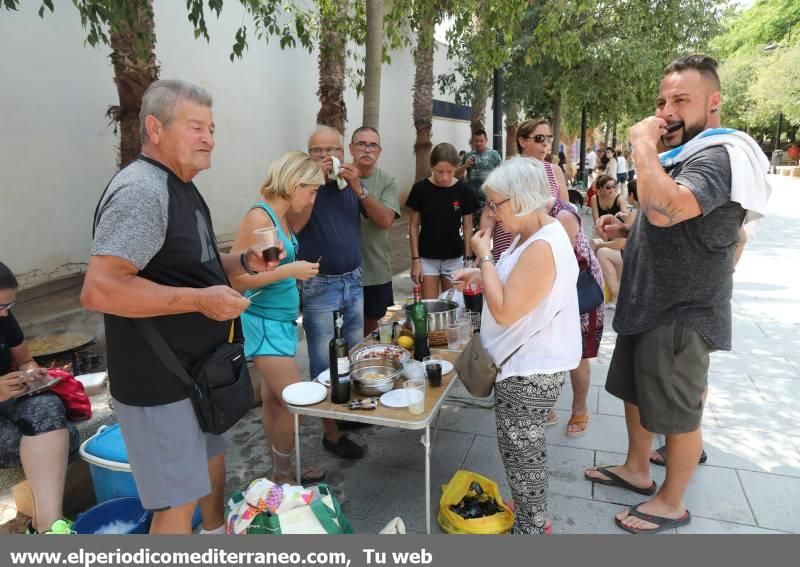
[244,202,299,322]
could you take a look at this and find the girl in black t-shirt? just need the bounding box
[407,143,477,299]
[0,262,78,534]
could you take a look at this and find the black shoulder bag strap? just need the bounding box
[133,319,195,389]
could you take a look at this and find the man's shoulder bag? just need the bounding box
[135,319,253,435]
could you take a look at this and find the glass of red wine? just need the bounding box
[254,227,280,263]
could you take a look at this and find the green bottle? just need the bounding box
[409,285,430,362]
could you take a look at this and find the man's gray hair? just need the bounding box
[308,125,344,149]
[140,80,213,143]
[482,157,552,216]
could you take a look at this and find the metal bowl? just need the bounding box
[404,299,458,332]
[350,358,403,396]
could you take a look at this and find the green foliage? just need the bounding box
[714,0,800,132]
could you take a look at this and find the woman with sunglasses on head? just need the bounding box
[408,143,478,299]
[0,262,78,534]
[479,119,569,262]
[229,151,326,485]
[590,174,629,227]
[603,148,618,179]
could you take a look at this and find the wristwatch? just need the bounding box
[477,255,494,269]
[240,252,258,276]
[358,185,370,200]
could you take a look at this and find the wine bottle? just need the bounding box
[409,285,430,362]
[329,310,351,403]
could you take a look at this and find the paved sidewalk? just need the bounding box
[223,174,800,534]
[2,176,797,534]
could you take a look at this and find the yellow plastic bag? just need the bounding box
[437,470,514,534]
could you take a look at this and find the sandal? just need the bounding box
[649,445,708,466]
[566,414,590,437]
[615,503,691,534]
[545,411,559,427]
[584,466,657,496]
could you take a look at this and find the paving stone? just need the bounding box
[548,493,664,534]
[348,515,422,535]
[553,384,600,414]
[737,471,800,533]
[362,467,456,533]
[436,399,497,436]
[709,351,799,379]
[460,434,510,496]
[589,361,610,387]
[701,426,800,478]
[546,445,596,500]
[708,397,800,434]
[354,427,474,474]
[751,375,800,405]
[545,410,630,454]
[676,516,786,534]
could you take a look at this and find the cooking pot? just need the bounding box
[404,299,458,333]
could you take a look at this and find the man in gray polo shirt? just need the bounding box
[584,55,766,533]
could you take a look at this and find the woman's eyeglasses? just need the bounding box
[603,183,617,190]
[526,134,554,144]
[487,198,511,213]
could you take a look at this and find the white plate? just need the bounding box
[423,360,454,375]
[380,389,423,409]
[316,369,331,387]
[282,382,327,406]
[350,344,411,364]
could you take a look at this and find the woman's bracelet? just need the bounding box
[411,256,421,262]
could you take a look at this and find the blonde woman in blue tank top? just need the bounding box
[230,151,325,485]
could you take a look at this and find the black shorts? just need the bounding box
[605,321,713,434]
[363,282,394,319]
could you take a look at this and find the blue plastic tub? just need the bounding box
[73,497,151,534]
[80,424,202,528]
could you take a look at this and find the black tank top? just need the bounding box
[597,195,622,217]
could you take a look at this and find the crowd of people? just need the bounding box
[1,52,770,536]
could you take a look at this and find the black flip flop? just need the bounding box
[649,445,708,467]
[585,466,657,496]
[615,503,691,534]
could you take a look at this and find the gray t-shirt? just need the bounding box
[91,159,169,269]
[613,146,745,350]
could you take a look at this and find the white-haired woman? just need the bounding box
[454,158,581,534]
[230,151,325,485]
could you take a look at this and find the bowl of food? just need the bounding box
[350,344,411,365]
[350,358,403,396]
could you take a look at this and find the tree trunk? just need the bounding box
[107,0,159,168]
[551,92,562,155]
[412,18,435,182]
[362,0,383,129]
[505,103,519,158]
[316,2,348,134]
[471,81,487,134]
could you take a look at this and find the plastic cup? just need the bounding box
[457,319,472,345]
[379,321,394,344]
[423,356,443,387]
[446,324,459,350]
[254,227,280,262]
[404,379,426,414]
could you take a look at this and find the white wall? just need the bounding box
[0,1,489,289]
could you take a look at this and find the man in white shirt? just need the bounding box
[617,150,629,196]
[583,149,597,183]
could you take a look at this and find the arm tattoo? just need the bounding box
[641,198,685,225]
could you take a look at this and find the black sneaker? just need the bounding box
[322,434,365,459]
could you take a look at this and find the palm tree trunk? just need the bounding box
[316,2,348,134]
[551,92,562,156]
[107,0,159,168]
[470,81,487,134]
[505,103,519,158]
[412,18,435,182]
[362,0,383,129]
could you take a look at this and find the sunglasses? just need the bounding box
[0,301,15,311]
[603,183,617,189]
[487,198,511,213]
[526,134,554,143]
